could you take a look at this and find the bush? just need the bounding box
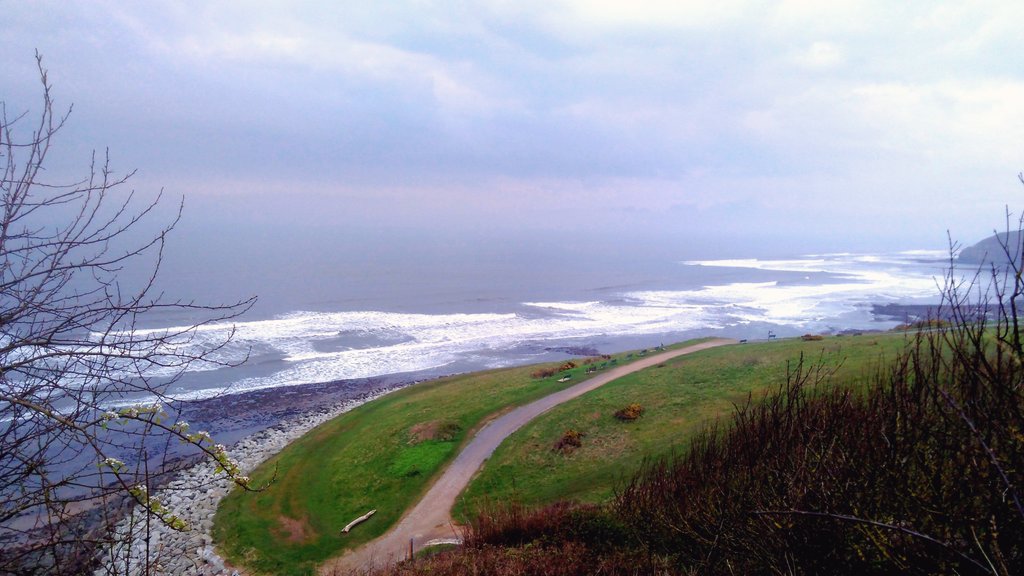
[800,333,825,341]
[436,421,462,441]
[613,403,644,421]
[465,501,634,551]
[616,334,1024,575]
[531,367,558,379]
[364,502,658,576]
[553,429,585,454]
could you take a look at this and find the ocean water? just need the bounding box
[132,248,949,402]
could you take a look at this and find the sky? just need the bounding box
[3,1,1024,260]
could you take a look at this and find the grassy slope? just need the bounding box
[455,333,908,520]
[213,345,683,576]
[214,334,908,575]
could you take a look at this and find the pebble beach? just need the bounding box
[95,386,400,576]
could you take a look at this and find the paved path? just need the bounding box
[325,339,735,574]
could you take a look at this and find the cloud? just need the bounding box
[159,24,514,116]
[547,0,749,30]
[852,80,1024,165]
[4,1,1024,249]
[795,41,845,69]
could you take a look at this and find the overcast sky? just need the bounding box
[4,1,1024,256]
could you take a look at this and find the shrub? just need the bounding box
[408,420,462,444]
[553,429,585,454]
[465,501,634,550]
[800,333,825,341]
[436,421,462,441]
[558,361,577,372]
[377,541,668,576]
[613,403,644,421]
[531,367,558,379]
[616,336,1024,575]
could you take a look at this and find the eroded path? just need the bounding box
[326,339,735,574]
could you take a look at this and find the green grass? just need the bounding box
[454,332,909,520]
[212,343,685,576]
[213,334,909,575]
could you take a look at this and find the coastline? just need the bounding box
[90,309,913,575]
[95,383,409,576]
[176,374,403,447]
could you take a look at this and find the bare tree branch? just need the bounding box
[0,53,258,574]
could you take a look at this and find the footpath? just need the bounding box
[327,338,736,573]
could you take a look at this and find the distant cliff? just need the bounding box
[958,231,1024,265]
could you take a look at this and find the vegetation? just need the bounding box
[213,346,668,576]
[617,335,1022,574]
[454,334,906,518]
[374,503,662,576]
[612,403,644,421]
[552,429,585,454]
[530,366,559,379]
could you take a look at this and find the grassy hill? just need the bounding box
[212,342,694,575]
[374,323,1024,575]
[454,334,906,520]
[213,334,911,575]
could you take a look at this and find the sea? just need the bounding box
[130,244,951,404]
[0,240,959,512]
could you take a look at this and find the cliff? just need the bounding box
[957,230,1024,265]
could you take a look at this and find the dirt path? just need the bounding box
[324,339,735,574]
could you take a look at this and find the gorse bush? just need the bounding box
[530,367,558,379]
[613,403,644,421]
[553,429,585,454]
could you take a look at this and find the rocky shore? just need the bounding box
[94,386,400,576]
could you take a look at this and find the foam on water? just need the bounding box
[674,252,942,326]
[50,250,949,402]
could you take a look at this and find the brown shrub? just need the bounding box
[613,403,644,421]
[552,429,584,454]
[800,334,825,341]
[558,361,577,372]
[530,367,557,379]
